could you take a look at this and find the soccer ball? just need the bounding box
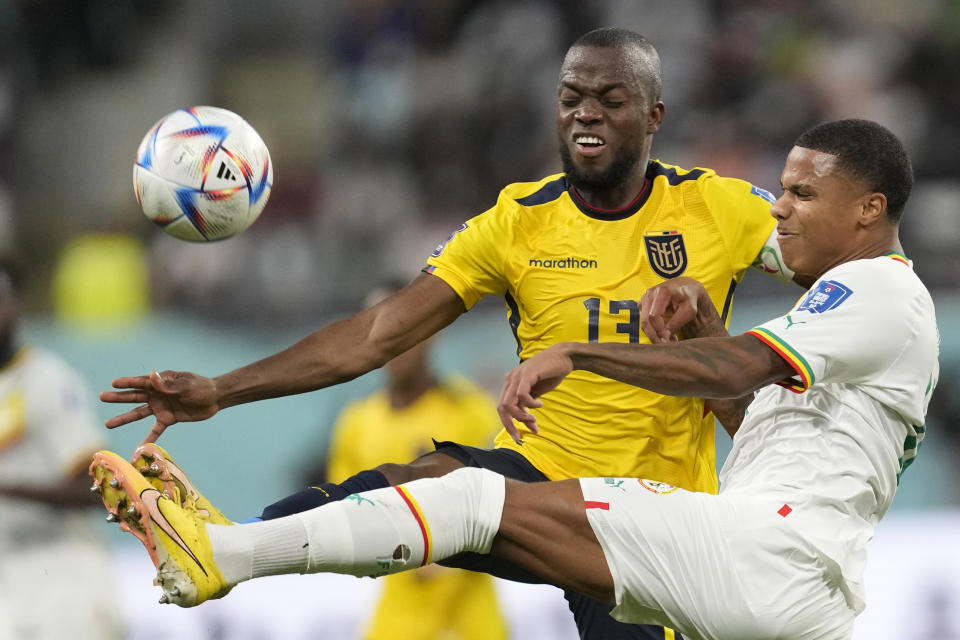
[133,106,273,242]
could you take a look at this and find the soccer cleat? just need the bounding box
[130,443,232,526]
[89,451,232,607]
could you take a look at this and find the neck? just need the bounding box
[811,234,904,281]
[388,373,437,410]
[573,160,650,211]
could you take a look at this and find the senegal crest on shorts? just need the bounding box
[644,231,687,279]
[639,479,678,495]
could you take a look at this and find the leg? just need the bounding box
[492,478,615,604]
[92,449,610,608]
[260,449,466,519]
[117,446,679,637]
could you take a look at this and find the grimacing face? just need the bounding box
[771,146,878,278]
[555,45,662,195]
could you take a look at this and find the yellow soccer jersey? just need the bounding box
[425,160,778,492]
[326,375,508,640]
[326,375,500,481]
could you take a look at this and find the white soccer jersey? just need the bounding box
[0,346,124,639]
[720,253,940,612]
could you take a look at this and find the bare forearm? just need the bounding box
[565,334,790,399]
[216,316,384,407]
[0,474,101,508]
[216,275,465,408]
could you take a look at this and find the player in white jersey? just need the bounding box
[0,259,125,640]
[89,119,936,640]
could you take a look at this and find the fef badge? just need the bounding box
[644,231,687,279]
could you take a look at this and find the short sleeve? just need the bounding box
[424,192,515,310]
[699,175,778,276]
[747,266,907,392]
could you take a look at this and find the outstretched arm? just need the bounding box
[498,333,792,440]
[102,273,466,443]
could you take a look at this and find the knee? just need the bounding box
[374,452,464,485]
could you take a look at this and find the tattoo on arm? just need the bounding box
[568,334,794,400]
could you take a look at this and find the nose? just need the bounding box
[575,99,602,124]
[770,194,789,220]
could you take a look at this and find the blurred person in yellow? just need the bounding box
[0,256,125,640]
[51,233,150,330]
[323,281,508,640]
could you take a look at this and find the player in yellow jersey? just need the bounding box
[323,283,507,640]
[99,28,797,640]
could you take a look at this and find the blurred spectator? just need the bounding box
[52,233,150,330]
[0,256,125,640]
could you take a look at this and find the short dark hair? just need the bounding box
[569,28,662,101]
[794,119,913,223]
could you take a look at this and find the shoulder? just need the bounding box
[802,255,934,320]
[339,390,389,419]
[647,159,716,186]
[500,173,567,208]
[17,346,86,384]
[649,159,776,204]
[824,255,925,293]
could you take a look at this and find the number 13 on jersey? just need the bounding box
[583,297,640,343]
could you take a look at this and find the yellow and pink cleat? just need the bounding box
[130,443,232,526]
[89,450,232,607]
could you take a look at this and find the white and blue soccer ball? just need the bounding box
[133,106,273,242]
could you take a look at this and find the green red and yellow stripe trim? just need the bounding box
[884,251,910,266]
[748,328,814,392]
[394,485,433,566]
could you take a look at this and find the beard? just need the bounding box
[559,139,643,193]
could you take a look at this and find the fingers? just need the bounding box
[104,404,153,429]
[640,288,672,343]
[110,375,152,389]
[100,390,149,404]
[497,369,541,442]
[141,421,168,445]
[640,281,700,342]
[664,304,697,335]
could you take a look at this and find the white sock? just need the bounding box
[206,515,311,585]
[207,467,505,586]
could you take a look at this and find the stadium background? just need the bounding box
[2,1,959,637]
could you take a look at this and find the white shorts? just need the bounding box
[580,478,855,640]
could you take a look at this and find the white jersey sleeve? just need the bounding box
[747,255,939,426]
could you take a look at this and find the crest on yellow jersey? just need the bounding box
[644,230,687,279]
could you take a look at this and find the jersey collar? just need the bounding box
[883,251,911,267]
[567,164,655,221]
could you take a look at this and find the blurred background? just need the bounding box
[2,0,959,638]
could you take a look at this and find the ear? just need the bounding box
[858,192,887,226]
[647,101,666,134]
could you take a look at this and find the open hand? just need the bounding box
[99,370,220,444]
